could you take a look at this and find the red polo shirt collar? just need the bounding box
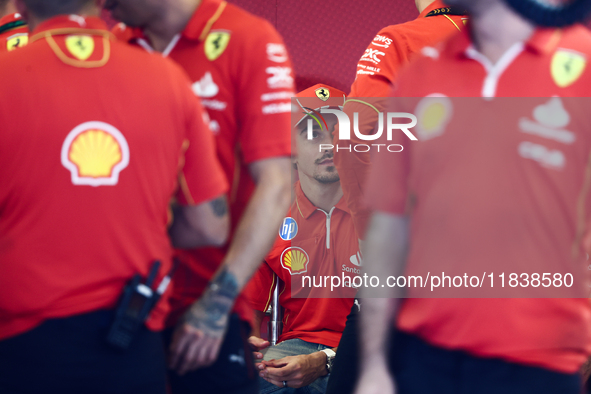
[182,0,227,41]
[294,181,349,220]
[31,15,107,36]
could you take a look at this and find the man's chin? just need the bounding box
[314,174,340,185]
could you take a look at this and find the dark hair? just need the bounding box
[23,0,92,18]
[504,0,591,27]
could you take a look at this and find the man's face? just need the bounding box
[294,116,339,184]
[104,0,162,27]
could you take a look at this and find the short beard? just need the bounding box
[314,168,340,184]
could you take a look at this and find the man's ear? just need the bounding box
[13,0,27,20]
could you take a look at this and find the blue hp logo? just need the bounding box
[279,217,298,241]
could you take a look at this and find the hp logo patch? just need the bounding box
[279,217,298,241]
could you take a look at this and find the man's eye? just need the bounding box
[312,131,320,139]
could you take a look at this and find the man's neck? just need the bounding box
[469,0,535,64]
[416,0,435,14]
[1,2,17,20]
[298,175,343,213]
[144,0,201,53]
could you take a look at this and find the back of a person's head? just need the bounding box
[22,0,93,19]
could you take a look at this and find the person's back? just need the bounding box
[0,9,227,394]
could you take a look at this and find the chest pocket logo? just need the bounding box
[281,247,309,275]
[551,49,587,88]
[204,31,231,61]
[65,35,95,61]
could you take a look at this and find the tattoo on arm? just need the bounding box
[183,267,239,337]
[210,196,228,218]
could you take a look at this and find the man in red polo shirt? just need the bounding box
[0,0,228,393]
[245,85,359,393]
[335,0,467,240]
[356,0,591,393]
[327,3,467,393]
[0,0,27,51]
[107,0,293,392]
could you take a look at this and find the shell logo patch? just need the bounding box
[65,35,95,61]
[6,33,28,52]
[280,247,309,275]
[315,87,330,102]
[415,94,453,140]
[61,121,130,186]
[204,31,231,61]
[551,49,587,88]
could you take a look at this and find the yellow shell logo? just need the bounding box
[551,49,587,88]
[280,247,309,275]
[6,33,28,52]
[204,31,231,61]
[61,121,130,186]
[415,94,453,140]
[65,35,95,61]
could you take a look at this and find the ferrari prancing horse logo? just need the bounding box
[65,35,95,61]
[315,87,330,101]
[204,31,231,61]
[551,49,587,88]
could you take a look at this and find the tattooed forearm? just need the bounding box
[182,267,239,336]
[210,196,228,218]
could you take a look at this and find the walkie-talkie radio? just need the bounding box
[106,260,178,350]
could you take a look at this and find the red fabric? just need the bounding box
[335,1,467,239]
[244,182,359,348]
[366,25,591,373]
[0,13,28,52]
[114,0,294,326]
[0,16,227,339]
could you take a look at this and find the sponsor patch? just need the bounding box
[65,35,95,60]
[551,49,586,88]
[279,217,298,240]
[281,247,309,274]
[204,31,231,61]
[61,121,130,186]
[315,87,330,102]
[6,33,27,52]
[267,43,288,62]
[266,66,293,89]
[414,94,453,140]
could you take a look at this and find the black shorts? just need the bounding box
[0,309,167,394]
[163,313,258,394]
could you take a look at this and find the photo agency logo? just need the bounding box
[295,98,418,153]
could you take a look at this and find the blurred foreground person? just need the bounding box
[108,0,293,392]
[0,0,27,51]
[0,0,228,393]
[356,0,591,393]
[246,85,359,394]
[327,2,467,393]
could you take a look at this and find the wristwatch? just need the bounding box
[321,348,336,374]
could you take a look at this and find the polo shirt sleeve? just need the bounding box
[349,27,406,98]
[174,67,228,206]
[244,260,276,313]
[234,20,295,164]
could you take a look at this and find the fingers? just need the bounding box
[178,335,202,375]
[168,326,193,370]
[169,324,224,375]
[248,336,270,351]
[253,351,264,360]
